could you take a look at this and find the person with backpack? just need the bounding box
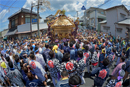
[91,58,110,87]
[47,50,60,86]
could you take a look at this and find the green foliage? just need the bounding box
[81,22,84,26]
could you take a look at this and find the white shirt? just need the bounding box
[29,60,46,81]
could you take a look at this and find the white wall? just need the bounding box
[117,8,128,21]
[106,8,117,36]
[18,23,30,32]
[17,23,48,33]
[116,24,127,38]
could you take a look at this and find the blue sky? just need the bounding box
[0,0,130,31]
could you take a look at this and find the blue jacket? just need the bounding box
[75,48,82,59]
[99,53,105,67]
[63,46,70,53]
[26,79,43,87]
[91,66,109,86]
[42,48,50,63]
[55,51,63,63]
[70,48,75,60]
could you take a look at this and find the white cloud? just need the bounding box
[23,0,37,9]
[86,0,105,8]
[2,17,7,23]
[0,9,9,20]
[121,0,130,6]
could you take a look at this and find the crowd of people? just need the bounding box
[0,29,130,87]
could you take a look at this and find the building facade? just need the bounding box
[6,8,47,40]
[84,7,106,31]
[100,5,130,38]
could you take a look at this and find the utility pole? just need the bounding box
[30,3,33,38]
[76,11,78,18]
[95,9,97,31]
[37,0,40,37]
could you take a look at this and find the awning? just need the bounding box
[117,18,130,25]
[5,29,17,36]
[99,20,107,24]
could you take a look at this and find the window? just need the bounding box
[11,19,15,28]
[101,12,104,14]
[117,28,122,33]
[98,18,104,22]
[120,13,126,19]
[91,19,94,24]
[25,17,30,23]
[103,26,110,31]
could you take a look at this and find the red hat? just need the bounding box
[48,60,54,68]
[66,62,74,70]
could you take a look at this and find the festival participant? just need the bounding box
[69,75,81,87]
[42,43,51,63]
[29,54,48,87]
[99,49,105,67]
[47,50,60,86]
[7,61,24,86]
[0,61,11,86]
[56,70,69,87]
[83,44,91,73]
[106,69,125,87]
[111,57,125,79]
[91,58,110,87]
[76,50,86,84]
[26,72,44,86]
[75,43,82,60]
[52,45,63,63]
[91,47,99,71]
[35,46,46,70]
[63,41,70,53]
[60,53,78,76]
[69,42,75,60]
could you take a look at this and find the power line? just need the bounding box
[0,0,10,11]
[0,3,20,9]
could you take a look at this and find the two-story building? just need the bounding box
[84,7,106,31]
[44,14,56,23]
[100,5,130,38]
[6,8,47,39]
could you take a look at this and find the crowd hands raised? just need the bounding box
[0,30,130,87]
